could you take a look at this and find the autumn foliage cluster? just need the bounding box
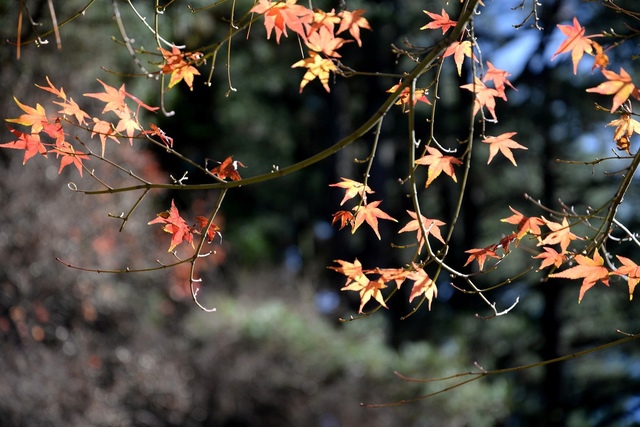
[3,0,640,320]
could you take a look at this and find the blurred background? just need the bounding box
[1,1,640,426]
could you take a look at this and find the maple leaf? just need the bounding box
[501,206,544,241]
[549,250,610,302]
[89,117,119,157]
[6,97,49,134]
[611,255,640,300]
[307,9,341,38]
[35,76,67,100]
[483,61,516,101]
[607,113,640,154]
[464,245,500,270]
[331,210,354,230]
[114,106,141,145]
[482,132,527,166]
[291,50,337,93]
[407,265,437,309]
[533,246,567,270]
[250,0,314,43]
[414,146,462,187]
[591,41,609,71]
[551,17,597,75]
[53,97,90,126]
[305,26,351,58]
[461,77,500,121]
[387,82,431,113]
[539,217,580,254]
[372,267,409,288]
[148,199,194,252]
[352,200,397,240]
[142,123,174,149]
[443,40,477,76]
[336,9,371,47]
[194,216,222,244]
[1,126,48,164]
[84,80,128,114]
[342,276,388,313]
[209,156,246,181]
[420,9,457,34]
[329,258,367,287]
[329,177,374,205]
[159,45,201,90]
[398,210,446,254]
[53,141,90,177]
[586,67,639,113]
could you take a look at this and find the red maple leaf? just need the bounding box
[414,146,462,187]
[398,210,446,254]
[551,17,597,74]
[482,132,527,166]
[586,67,640,113]
[464,244,500,270]
[336,9,371,47]
[420,9,457,34]
[1,126,48,164]
[148,199,194,252]
[142,123,174,149]
[351,200,397,240]
[209,156,246,181]
[549,250,610,302]
[331,210,354,230]
[329,177,374,205]
[194,216,222,244]
[611,255,640,301]
[461,77,500,121]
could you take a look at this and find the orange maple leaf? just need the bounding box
[464,245,500,270]
[414,146,462,187]
[305,26,351,58]
[1,126,48,164]
[53,141,90,177]
[398,210,446,254]
[306,9,341,38]
[250,0,314,43]
[342,277,388,313]
[142,123,174,149]
[53,97,90,126]
[611,255,640,300]
[89,117,119,157]
[336,9,371,47]
[114,106,141,145]
[461,77,500,121]
[407,265,437,309]
[482,132,527,166]
[591,41,609,71]
[329,177,374,205]
[328,258,366,287]
[420,9,457,34]
[84,80,127,114]
[501,206,544,241]
[539,217,580,254]
[35,76,67,100]
[373,267,409,288]
[208,156,246,181]
[483,61,516,101]
[551,17,599,74]
[607,113,640,154]
[159,45,201,90]
[387,82,431,113]
[443,40,476,76]
[148,199,194,252]
[6,97,49,134]
[586,67,640,113]
[331,210,354,230]
[533,246,567,270]
[549,250,610,302]
[352,200,397,240]
[291,50,338,93]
